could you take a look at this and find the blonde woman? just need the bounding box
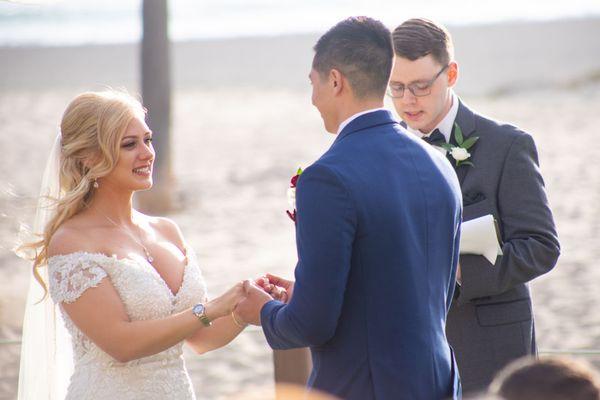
[17,91,251,400]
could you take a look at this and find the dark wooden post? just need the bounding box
[273,348,312,398]
[137,0,175,213]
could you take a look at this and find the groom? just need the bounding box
[236,17,462,399]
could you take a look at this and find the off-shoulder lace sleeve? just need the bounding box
[47,252,110,304]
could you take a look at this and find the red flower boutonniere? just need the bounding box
[286,167,303,223]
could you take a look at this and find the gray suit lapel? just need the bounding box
[399,102,479,187]
[452,100,478,187]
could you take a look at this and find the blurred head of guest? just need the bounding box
[309,16,393,134]
[489,356,600,400]
[231,383,340,400]
[390,18,458,134]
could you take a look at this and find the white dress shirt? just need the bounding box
[406,91,459,144]
[337,107,387,135]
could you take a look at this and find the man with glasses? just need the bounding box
[390,18,560,393]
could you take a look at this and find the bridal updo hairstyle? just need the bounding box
[312,16,393,99]
[21,90,146,296]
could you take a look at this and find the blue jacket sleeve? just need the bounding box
[260,163,356,349]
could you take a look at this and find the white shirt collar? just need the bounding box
[337,107,386,135]
[406,91,459,143]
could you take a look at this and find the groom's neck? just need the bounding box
[334,97,384,133]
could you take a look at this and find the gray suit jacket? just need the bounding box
[441,100,560,392]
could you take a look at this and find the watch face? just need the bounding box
[193,303,205,315]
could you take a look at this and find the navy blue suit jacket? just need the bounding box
[261,110,463,399]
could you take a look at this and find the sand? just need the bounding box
[1,17,600,400]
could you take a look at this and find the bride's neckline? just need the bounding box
[48,250,191,298]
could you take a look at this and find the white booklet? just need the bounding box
[460,214,503,265]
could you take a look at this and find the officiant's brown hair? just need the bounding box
[312,16,393,99]
[392,18,454,66]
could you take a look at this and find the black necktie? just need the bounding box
[422,129,446,147]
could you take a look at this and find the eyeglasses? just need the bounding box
[387,64,449,98]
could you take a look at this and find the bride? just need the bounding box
[17,90,258,399]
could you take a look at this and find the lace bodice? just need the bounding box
[47,249,207,400]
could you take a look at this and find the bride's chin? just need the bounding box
[131,181,153,192]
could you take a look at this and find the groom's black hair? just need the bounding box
[313,16,393,99]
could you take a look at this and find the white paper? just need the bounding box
[460,214,503,265]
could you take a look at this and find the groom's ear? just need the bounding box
[330,69,344,96]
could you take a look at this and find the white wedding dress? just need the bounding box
[46,248,206,400]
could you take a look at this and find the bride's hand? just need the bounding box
[255,276,288,303]
[205,282,246,320]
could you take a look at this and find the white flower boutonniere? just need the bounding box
[441,122,479,167]
[450,147,470,161]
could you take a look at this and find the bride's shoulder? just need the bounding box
[46,222,112,303]
[48,223,96,258]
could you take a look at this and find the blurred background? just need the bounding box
[1,1,600,399]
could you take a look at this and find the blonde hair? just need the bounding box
[20,90,146,297]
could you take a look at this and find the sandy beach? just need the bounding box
[1,17,600,399]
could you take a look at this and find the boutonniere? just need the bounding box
[286,167,303,223]
[440,122,479,167]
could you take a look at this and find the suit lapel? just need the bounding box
[452,100,478,187]
[399,100,479,187]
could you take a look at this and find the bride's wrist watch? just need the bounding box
[192,303,212,327]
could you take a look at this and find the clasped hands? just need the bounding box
[226,274,294,326]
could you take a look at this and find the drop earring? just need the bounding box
[93,178,99,189]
